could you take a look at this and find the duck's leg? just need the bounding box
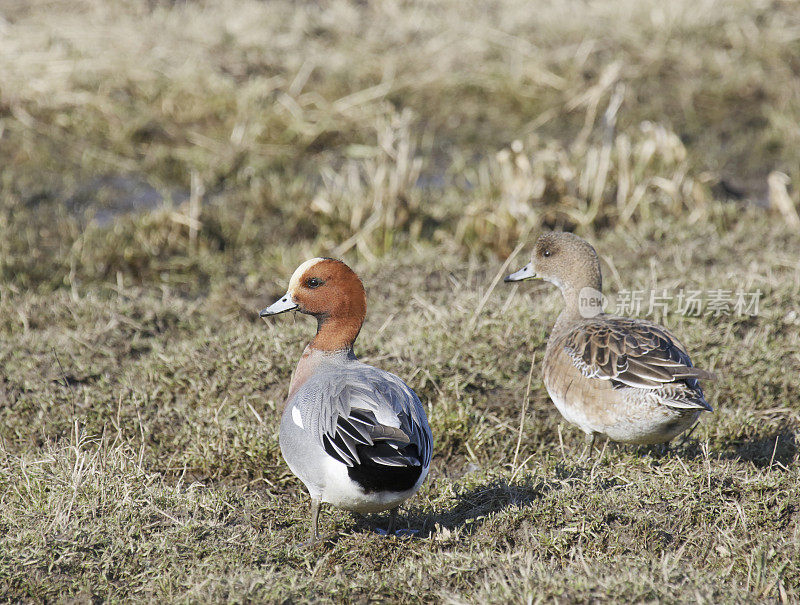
[677,420,700,447]
[385,507,399,535]
[580,433,597,462]
[308,498,322,543]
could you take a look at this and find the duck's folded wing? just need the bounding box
[562,317,716,405]
[294,367,432,469]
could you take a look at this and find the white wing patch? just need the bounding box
[292,406,305,430]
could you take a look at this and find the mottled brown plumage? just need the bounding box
[506,232,717,445]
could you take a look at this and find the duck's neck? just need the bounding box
[310,314,362,353]
[552,275,603,337]
[282,307,365,411]
[284,315,361,403]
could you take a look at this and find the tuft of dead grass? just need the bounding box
[2,0,800,267]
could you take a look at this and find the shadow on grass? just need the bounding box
[628,429,798,470]
[725,430,797,469]
[352,477,567,538]
[349,431,798,539]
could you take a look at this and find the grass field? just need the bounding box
[1,0,800,602]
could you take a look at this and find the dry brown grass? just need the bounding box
[2,0,799,262]
[1,215,799,602]
[1,0,800,602]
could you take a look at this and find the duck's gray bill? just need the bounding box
[259,293,298,317]
[504,263,537,282]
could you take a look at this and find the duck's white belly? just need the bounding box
[316,457,428,513]
[545,378,700,445]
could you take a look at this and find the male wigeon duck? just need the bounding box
[505,232,716,448]
[260,258,433,541]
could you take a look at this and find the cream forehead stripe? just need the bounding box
[287,258,327,295]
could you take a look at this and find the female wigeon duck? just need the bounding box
[260,258,432,541]
[505,232,716,448]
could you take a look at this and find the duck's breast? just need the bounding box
[544,337,619,434]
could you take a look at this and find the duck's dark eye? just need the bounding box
[305,277,323,289]
[543,249,552,258]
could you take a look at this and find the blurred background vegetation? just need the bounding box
[2,0,799,294]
